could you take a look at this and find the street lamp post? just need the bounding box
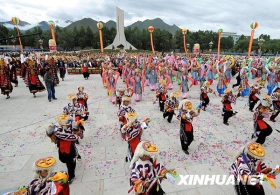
[258,37,265,56]
[209,41,213,53]
[186,43,190,54]
[38,38,43,53]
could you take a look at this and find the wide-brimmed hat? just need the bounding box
[170,91,180,98]
[67,93,77,100]
[34,156,56,171]
[244,142,265,160]
[224,88,232,93]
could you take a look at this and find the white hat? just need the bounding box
[129,141,159,169]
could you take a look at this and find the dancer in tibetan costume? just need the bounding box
[163,91,180,123]
[225,57,234,83]
[64,93,88,120]
[200,81,215,111]
[248,83,262,112]
[129,141,177,195]
[121,112,143,162]
[252,103,273,144]
[154,79,168,112]
[123,62,131,85]
[191,60,200,85]
[77,86,88,111]
[158,66,171,89]
[269,87,280,122]
[165,64,177,90]
[7,58,18,87]
[82,63,90,80]
[266,66,278,95]
[101,61,109,88]
[230,142,279,195]
[20,53,27,78]
[126,64,136,88]
[221,88,240,125]
[117,96,135,140]
[148,64,158,91]
[58,59,66,81]
[217,69,228,96]
[49,57,60,85]
[130,69,145,102]
[0,59,13,99]
[180,68,194,99]
[106,69,120,104]
[206,62,214,85]
[116,88,125,109]
[11,156,70,195]
[177,99,200,154]
[26,60,46,98]
[239,67,250,97]
[46,115,80,183]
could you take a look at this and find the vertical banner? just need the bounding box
[48,21,56,41]
[148,26,155,54]
[97,22,104,53]
[247,22,258,58]
[11,17,23,52]
[182,28,188,54]
[217,28,223,58]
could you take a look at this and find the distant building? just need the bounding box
[220,32,247,45]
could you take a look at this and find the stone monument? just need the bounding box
[105,7,137,50]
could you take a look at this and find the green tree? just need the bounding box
[78,26,87,49]
[234,39,249,52]
[0,24,9,45]
[85,26,94,48]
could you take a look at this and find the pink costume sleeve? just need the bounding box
[141,76,145,93]
[187,75,194,88]
[105,77,110,90]
[206,64,210,76]
[174,59,178,69]
[179,76,183,90]
[200,65,205,78]
[130,77,135,89]
[102,71,107,84]
[188,61,193,70]
[114,72,120,88]
[126,70,131,85]
[123,67,127,79]
[130,89,134,97]
[165,75,171,87]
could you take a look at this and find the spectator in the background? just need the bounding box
[44,68,57,102]
[58,59,66,81]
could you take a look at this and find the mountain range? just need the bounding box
[0,18,180,34]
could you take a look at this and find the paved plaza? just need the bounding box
[0,73,280,195]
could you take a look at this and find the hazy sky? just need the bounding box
[1,0,280,38]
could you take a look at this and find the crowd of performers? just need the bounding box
[0,52,93,101]
[0,53,68,100]
[98,53,280,195]
[4,52,280,195]
[7,86,89,195]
